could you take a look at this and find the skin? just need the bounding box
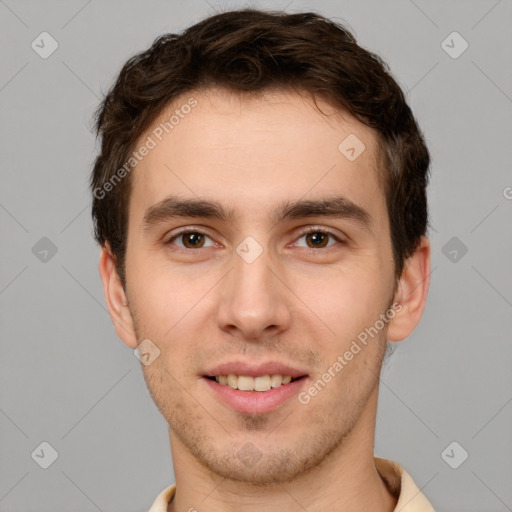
[99,86,430,512]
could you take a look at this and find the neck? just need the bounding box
[167,388,397,512]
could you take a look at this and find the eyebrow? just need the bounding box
[141,195,372,232]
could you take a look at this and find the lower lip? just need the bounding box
[203,377,308,414]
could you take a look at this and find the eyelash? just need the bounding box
[164,226,345,252]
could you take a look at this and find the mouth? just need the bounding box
[201,367,309,414]
[204,374,305,392]
[201,361,310,414]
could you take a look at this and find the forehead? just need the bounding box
[129,86,386,230]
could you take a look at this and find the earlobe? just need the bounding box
[387,236,431,342]
[98,244,138,348]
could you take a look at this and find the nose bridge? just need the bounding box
[234,246,273,298]
[217,238,290,338]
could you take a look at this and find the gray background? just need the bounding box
[1,0,511,510]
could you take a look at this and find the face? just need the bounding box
[106,87,410,484]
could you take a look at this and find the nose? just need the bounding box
[216,245,292,341]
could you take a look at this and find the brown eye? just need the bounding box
[181,232,205,248]
[305,232,329,248]
[166,230,215,249]
[182,233,204,249]
[293,229,341,250]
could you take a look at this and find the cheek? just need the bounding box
[128,267,212,369]
[293,261,388,340]
[128,257,200,325]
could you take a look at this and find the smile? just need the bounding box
[207,374,302,392]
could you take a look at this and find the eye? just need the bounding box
[166,229,216,249]
[294,228,343,249]
[164,227,343,252]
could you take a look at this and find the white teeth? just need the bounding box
[254,375,272,391]
[271,374,282,387]
[237,375,255,391]
[226,374,238,389]
[213,374,295,391]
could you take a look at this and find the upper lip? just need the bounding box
[203,361,308,379]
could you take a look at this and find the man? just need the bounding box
[91,8,435,512]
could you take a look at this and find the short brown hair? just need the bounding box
[90,8,430,288]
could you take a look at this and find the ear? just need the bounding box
[387,236,431,342]
[98,244,138,349]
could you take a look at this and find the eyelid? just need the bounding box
[295,225,345,238]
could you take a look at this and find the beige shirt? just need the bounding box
[148,457,435,511]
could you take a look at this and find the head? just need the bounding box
[92,9,431,485]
